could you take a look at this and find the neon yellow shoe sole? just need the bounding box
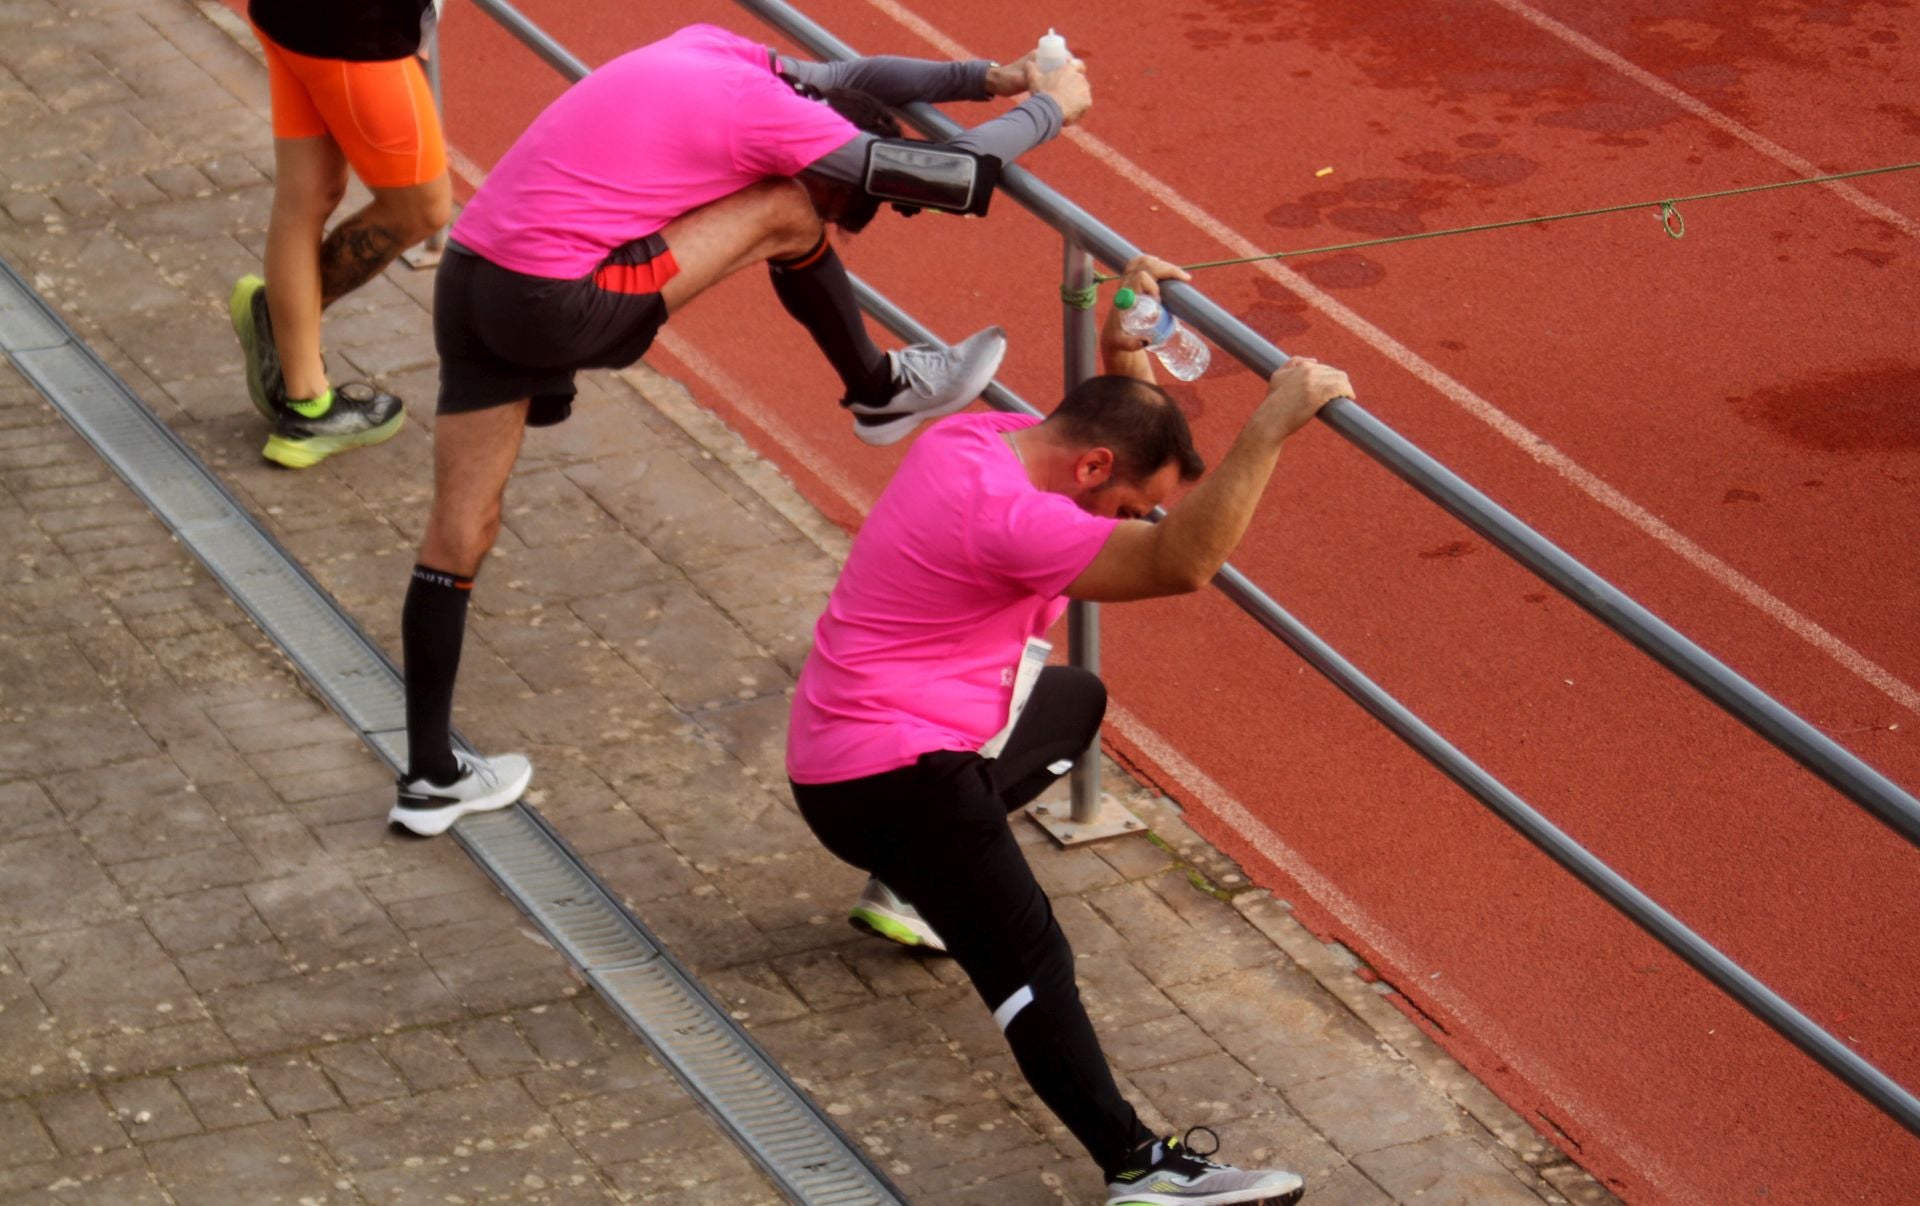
[849,906,928,947]
[262,409,405,469]
[228,275,277,422]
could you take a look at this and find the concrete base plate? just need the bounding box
[1025,794,1147,846]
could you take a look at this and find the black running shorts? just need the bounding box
[433,235,679,428]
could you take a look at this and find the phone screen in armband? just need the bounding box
[865,142,983,214]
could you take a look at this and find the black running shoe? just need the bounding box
[262,382,405,469]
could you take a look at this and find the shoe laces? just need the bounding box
[891,343,952,398]
[1159,1126,1228,1176]
[452,751,497,789]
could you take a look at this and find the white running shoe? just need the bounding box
[848,876,948,953]
[390,750,532,836]
[848,326,1007,446]
[1105,1129,1304,1205]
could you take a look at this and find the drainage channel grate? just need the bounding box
[0,258,906,1206]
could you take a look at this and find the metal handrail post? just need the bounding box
[424,29,446,253]
[1063,239,1101,824]
[402,25,449,268]
[1014,242,1141,844]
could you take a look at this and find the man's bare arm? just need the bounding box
[1064,357,1352,602]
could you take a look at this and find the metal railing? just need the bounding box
[466,0,1920,1143]
[734,0,1920,852]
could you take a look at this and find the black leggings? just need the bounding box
[790,667,1151,1176]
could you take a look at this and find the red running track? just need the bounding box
[356,1,1919,1201]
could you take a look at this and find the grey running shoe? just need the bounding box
[848,876,948,953]
[228,274,284,421]
[391,750,533,837]
[1105,1129,1304,1206]
[262,382,405,469]
[848,325,1007,446]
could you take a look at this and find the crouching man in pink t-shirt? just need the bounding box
[786,256,1353,1205]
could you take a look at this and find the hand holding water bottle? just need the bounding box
[1006,28,1089,124]
[1107,255,1210,380]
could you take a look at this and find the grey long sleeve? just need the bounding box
[777,54,992,106]
[798,95,1065,187]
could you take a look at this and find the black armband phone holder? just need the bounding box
[863,141,1002,218]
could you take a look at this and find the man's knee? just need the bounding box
[1049,666,1107,711]
[372,178,452,246]
[275,177,348,226]
[749,177,825,256]
[420,504,501,578]
[1037,666,1108,735]
[412,186,453,240]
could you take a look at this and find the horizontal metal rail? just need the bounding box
[730,0,1920,854]
[472,0,589,78]
[719,0,1920,1138]
[846,273,1920,1136]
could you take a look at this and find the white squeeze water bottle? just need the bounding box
[1035,28,1069,73]
[1113,287,1210,380]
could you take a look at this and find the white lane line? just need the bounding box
[651,329,878,514]
[1103,701,1692,1204]
[1490,0,1919,239]
[445,143,490,195]
[857,0,1920,718]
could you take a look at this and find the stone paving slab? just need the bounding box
[0,0,1622,1202]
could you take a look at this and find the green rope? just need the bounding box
[1088,161,1920,282]
[1060,283,1099,309]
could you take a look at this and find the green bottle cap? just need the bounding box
[1113,287,1137,309]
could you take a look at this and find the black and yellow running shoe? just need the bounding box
[227,275,283,421]
[1105,1129,1304,1206]
[262,382,405,469]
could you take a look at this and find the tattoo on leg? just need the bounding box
[320,219,404,306]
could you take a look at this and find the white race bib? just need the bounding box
[979,638,1051,758]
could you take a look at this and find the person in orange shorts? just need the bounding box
[229,0,452,468]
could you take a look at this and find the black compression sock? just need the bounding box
[402,564,472,785]
[768,236,893,406]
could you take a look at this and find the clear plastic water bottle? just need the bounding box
[1035,28,1069,73]
[1113,287,1210,380]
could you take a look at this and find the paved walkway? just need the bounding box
[0,0,1618,1202]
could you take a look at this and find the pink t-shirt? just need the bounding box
[452,25,858,279]
[787,413,1121,784]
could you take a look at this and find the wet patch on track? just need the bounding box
[1733,360,1920,451]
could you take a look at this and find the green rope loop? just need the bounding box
[1060,283,1099,309]
[1084,159,1919,283]
[1658,200,1685,239]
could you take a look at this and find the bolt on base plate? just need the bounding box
[1025,794,1147,846]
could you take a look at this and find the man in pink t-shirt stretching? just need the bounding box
[787,256,1354,1205]
[392,25,1091,833]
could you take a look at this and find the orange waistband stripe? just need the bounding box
[594,248,681,295]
